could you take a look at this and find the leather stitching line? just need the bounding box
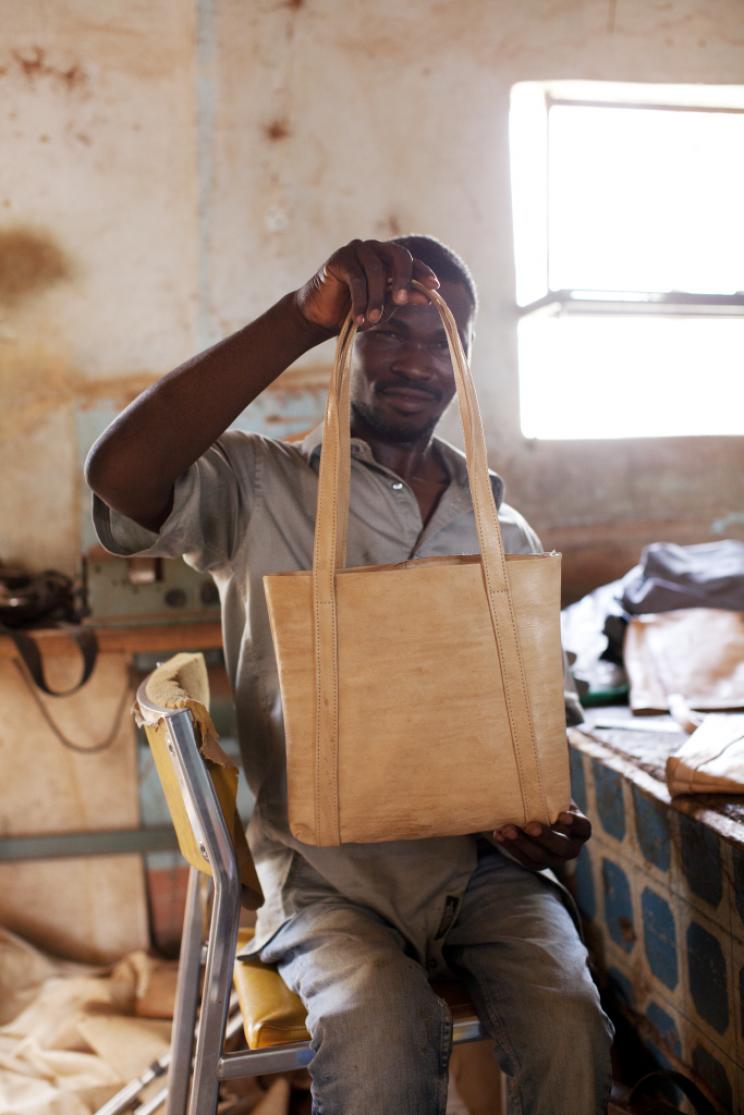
[430,286,533,827]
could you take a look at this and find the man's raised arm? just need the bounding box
[85,240,438,532]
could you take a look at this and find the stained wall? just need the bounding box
[2,0,743,599]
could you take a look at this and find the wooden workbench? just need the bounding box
[0,620,223,658]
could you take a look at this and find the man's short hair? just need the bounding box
[392,234,478,315]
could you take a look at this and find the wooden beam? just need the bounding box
[0,622,223,659]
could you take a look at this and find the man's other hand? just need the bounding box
[492,805,591,872]
[295,239,440,333]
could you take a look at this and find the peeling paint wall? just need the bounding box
[1,0,743,596]
[0,3,198,569]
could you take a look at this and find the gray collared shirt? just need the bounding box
[93,425,566,964]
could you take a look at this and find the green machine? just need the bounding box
[84,549,221,626]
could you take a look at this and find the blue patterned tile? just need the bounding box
[592,761,626,842]
[570,734,744,1102]
[569,746,587,814]
[632,786,670,873]
[687,920,729,1036]
[607,964,635,1008]
[574,845,596,921]
[734,939,744,1073]
[641,887,678,991]
[602,857,635,952]
[691,1042,733,1113]
[732,844,744,939]
[645,1000,682,1058]
[678,813,723,911]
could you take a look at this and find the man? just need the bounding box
[87,237,613,1113]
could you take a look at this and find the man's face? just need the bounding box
[349,279,475,443]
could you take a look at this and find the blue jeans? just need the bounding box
[258,849,614,1114]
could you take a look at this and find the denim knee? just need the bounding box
[539,981,613,1062]
[306,963,452,1115]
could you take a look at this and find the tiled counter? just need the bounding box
[568,714,744,1113]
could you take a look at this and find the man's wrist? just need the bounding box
[283,290,337,348]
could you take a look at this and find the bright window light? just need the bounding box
[519,314,744,439]
[510,82,744,439]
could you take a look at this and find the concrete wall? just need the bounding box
[2,0,743,599]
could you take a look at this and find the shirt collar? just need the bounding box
[298,423,504,508]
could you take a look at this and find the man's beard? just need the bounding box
[350,396,439,446]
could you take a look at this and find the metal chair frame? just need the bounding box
[136,676,484,1115]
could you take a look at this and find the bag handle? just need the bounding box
[310,282,549,845]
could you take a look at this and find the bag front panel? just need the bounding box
[265,552,569,845]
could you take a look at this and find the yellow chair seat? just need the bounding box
[234,929,310,1049]
[233,930,479,1051]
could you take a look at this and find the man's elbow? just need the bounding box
[84,438,115,502]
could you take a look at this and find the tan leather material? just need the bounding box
[625,608,744,713]
[266,552,568,844]
[265,287,570,846]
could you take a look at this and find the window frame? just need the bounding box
[513,85,744,323]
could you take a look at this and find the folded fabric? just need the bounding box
[624,609,744,713]
[621,540,744,615]
[666,713,744,797]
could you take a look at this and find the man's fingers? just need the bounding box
[378,243,439,308]
[303,238,444,332]
[412,257,440,286]
[378,242,414,306]
[523,824,583,861]
[324,249,370,324]
[347,272,369,325]
[556,810,592,841]
[500,831,563,870]
[493,816,589,868]
[410,258,440,303]
[355,242,387,323]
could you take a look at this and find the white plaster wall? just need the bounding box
[1,2,198,569]
[1,0,743,587]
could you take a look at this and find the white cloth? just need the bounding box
[666,713,744,797]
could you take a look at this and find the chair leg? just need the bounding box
[166,867,204,1115]
[187,876,239,1115]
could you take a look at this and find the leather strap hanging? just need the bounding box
[310,282,548,846]
[2,622,98,696]
[0,567,98,696]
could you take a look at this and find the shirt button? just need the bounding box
[391,481,404,491]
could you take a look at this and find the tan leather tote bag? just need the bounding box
[264,284,570,846]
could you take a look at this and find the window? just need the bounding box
[510,82,744,439]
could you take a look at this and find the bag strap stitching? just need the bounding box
[312,287,551,841]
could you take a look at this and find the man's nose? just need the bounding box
[390,342,437,379]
